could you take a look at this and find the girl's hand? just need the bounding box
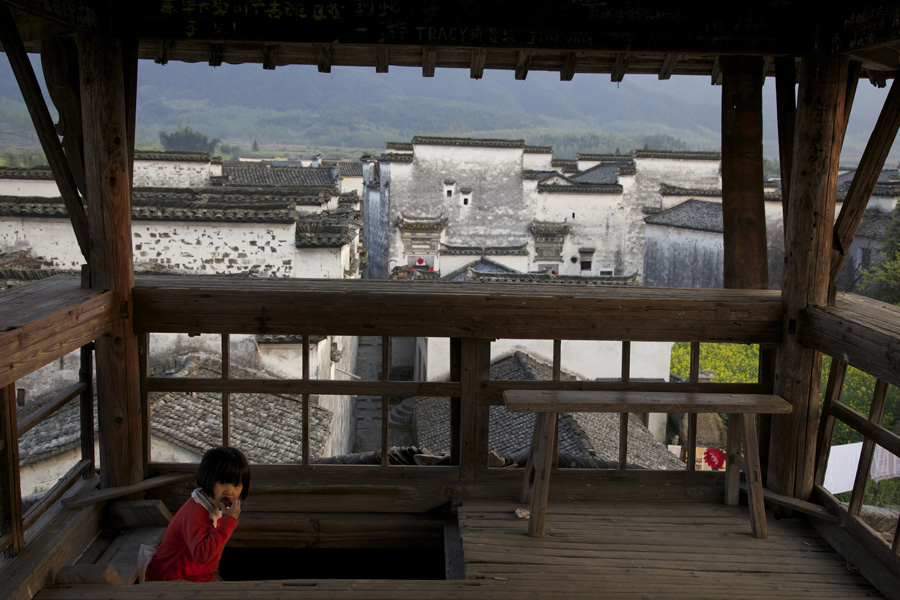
[221,497,241,520]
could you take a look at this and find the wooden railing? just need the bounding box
[0,345,95,556]
[132,277,785,493]
[801,293,900,559]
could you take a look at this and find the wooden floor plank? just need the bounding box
[32,495,886,600]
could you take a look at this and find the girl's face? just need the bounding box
[211,481,243,507]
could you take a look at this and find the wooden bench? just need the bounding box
[503,390,792,538]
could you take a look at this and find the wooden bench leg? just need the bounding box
[724,413,767,538]
[739,413,767,539]
[520,412,545,504]
[724,412,741,506]
[527,411,557,537]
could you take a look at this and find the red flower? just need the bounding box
[703,448,726,470]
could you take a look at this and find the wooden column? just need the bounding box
[721,56,769,290]
[78,22,143,488]
[768,51,848,500]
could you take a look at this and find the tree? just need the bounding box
[859,207,900,306]
[252,140,260,152]
[159,124,220,154]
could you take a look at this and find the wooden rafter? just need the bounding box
[0,6,91,264]
[376,45,389,73]
[829,70,900,301]
[470,48,486,80]
[515,50,531,80]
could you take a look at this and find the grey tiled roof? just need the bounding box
[220,163,336,187]
[569,164,625,185]
[18,352,333,466]
[412,136,525,149]
[440,243,529,256]
[644,199,723,233]
[149,354,331,463]
[381,153,414,163]
[537,183,622,194]
[467,271,638,286]
[134,151,211,163]
[415,351,683,470]
[524,146,553,154]
[440,257,521,282]
[857,209,894,239]
[384,142,413,151]
[325,161,364,177]
[295,209,362,248]
[659,183,721,197]
[634,150,721,161]
[0,166,54,180]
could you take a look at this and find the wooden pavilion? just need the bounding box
[1,1,900,598]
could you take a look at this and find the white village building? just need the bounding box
[360,139,728,444]
[0,151,366,496]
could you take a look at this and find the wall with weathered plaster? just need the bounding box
[387,143,529,264]
[134,221,297,276]
[0,178,60,197]
[643,224,724,288]
[421,337,673,383]
[133,158,210,188]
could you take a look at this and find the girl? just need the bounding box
[145,446,250,582]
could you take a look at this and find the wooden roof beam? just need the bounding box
[263,43,277,70]
[423,46,436,77]
[0,6,90,263]
[611,53,628,83]
[209,42,224,67]
[315,43,331,73]
[560,52,578,81]
[829,70,900,301]
[153,40,172,65]
[658,54,681,80]
[515,50,532,80]
[470,48,486,80]
[376,45,389,73]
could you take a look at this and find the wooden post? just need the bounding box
[721,56,769,290]
[769,52,848,500]
[78,23,142,489]
[775,57,796,226]
[0,383,24,555]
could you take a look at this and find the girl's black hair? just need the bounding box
[196,446,251,500]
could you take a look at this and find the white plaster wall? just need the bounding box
[643,224,724,288]
[534,191,625,275]
[132,159,210,188]
[134,221,296,276]
[388,144,528,265]
[0,217,84,269]
[421,337,673,383]
[523,152,553,171]
[292,245,346,278]
[0,179,60,197]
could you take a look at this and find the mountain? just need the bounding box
[1,56,896,163]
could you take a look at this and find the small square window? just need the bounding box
[463,197,469,205]
[446,189,452,197]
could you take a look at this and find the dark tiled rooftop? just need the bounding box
[644,198,723,233]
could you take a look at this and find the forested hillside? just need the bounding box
[1,57,896,161]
